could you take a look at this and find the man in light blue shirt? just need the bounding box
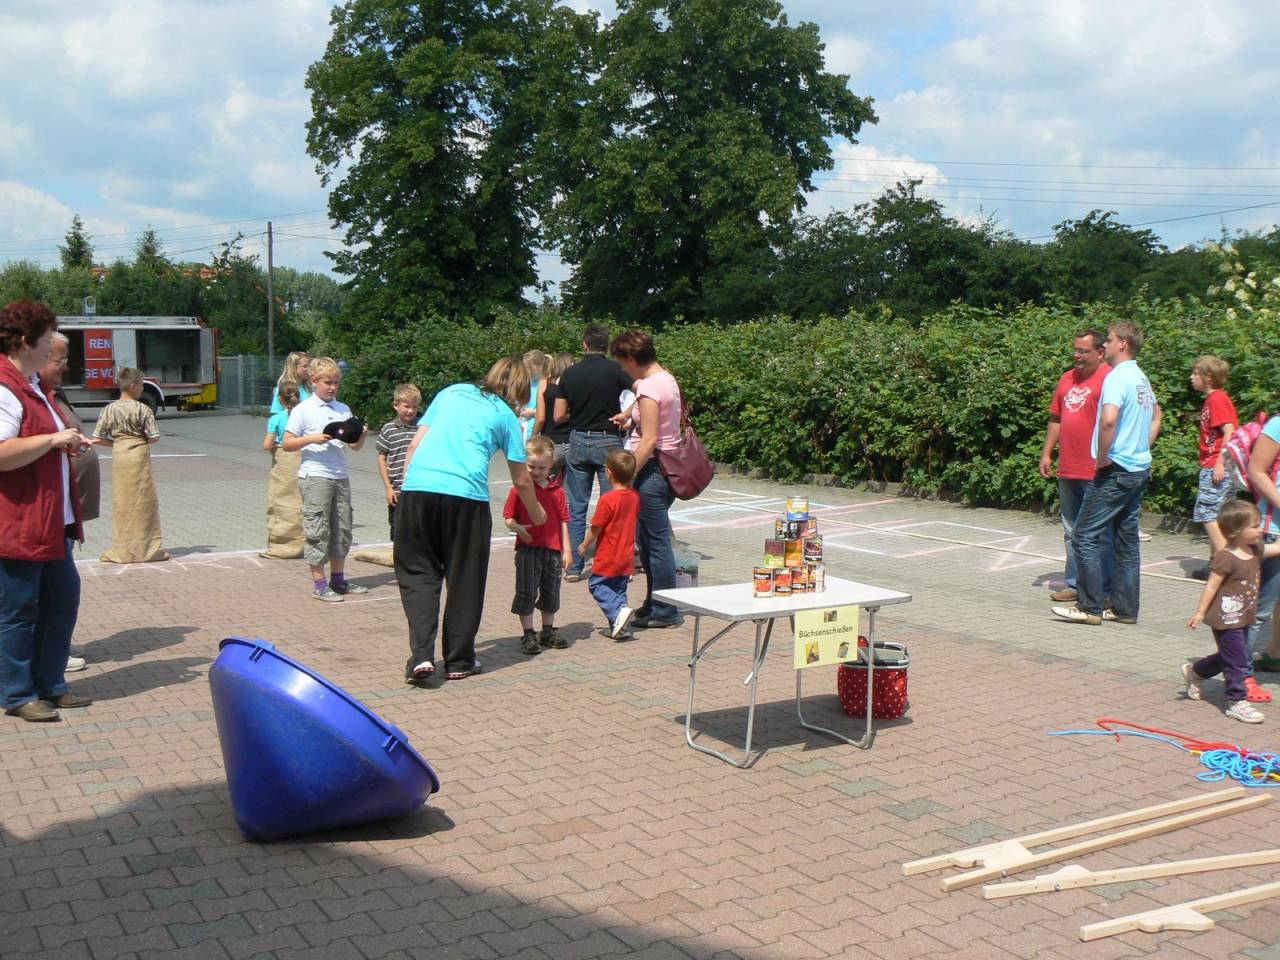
[1053,322,1162,625]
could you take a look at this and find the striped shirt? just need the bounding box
[376,419,419,490]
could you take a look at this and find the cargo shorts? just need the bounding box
[299,477,353,565]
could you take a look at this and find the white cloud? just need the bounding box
[821,34,886,82]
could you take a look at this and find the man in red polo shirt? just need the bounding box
[1039,330,1113,602]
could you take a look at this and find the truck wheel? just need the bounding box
[140,390,159,415]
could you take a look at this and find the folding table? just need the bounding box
[653,576,913,768]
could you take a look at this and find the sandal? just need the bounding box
[1245,676,1273,703]
[446,660,483,680]
[405,661,435,684]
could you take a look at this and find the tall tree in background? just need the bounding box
[133,228,168,272]
[544,0,876,326]
[1048,211,1162,304]
[59,214,94,270]
[305,0,596,339]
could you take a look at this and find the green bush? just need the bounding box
[338,267,1280,517]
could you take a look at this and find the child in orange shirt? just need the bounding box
[579,449,641,639]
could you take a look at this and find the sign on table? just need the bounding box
[793,604,860,669]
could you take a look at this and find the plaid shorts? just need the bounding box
[1193,466,1236,522]
[512,546,563,615]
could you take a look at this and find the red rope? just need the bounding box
[1095,717,1246,756]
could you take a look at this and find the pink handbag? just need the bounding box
[656,383,715,500]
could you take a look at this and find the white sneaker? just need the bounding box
[1181,662,1202,700]
[65,655,87,673]
[1137,530,1152,542]
[611,606,634,639]
[1226,700,1264,723]
[1051,605,1101,625]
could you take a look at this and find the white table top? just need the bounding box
[653,575,912,621]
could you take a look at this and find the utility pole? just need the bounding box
[266,221,275,375]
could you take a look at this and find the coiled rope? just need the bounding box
[1048,718,1280,787]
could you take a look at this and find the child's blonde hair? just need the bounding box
[309,357,341,381]
[116,367,144,391]
[523,349,549,376]
[277,381,301,410]
[526,435,555,460]
[605,449,636,487]
[393,383,422,407]
[278,351,310,389]
[1193,355,1230,389]
[1217,498,1258,541]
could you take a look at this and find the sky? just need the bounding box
[1,0,1278,293]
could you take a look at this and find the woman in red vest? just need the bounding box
[0,300,92,722]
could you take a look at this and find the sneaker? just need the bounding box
[446,660,483,680]
[632,613,680,629]
[330,580,369,595]
[1101,609,1137,624]
[405,660,435,683]
[564,570,584,583]
[314,587,344,603]
[520,630,542,655]
[65,655,87,673]
[1245,676,1273,703]
[538,627,568,650]
[1048,587,1078,602]
[1051,605,1101,625]
[1253,654,1280,673]
[1181,662,1203,701]
[4,700,59,722]
[1225,700,1264,723]
[611,606,634,639]
[1137,530,1152,542]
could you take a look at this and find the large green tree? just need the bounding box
[59,214,94,271]
[545,0,876,326]
[305,0,596,341]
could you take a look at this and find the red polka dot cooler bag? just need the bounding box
[837,638,910,720]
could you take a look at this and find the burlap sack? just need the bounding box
[100,435,168,563]
[262,448,305,559]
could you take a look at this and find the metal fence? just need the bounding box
[218,355,278,410]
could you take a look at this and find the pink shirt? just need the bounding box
[633,369,683,452]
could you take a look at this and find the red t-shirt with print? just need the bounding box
[588,487,640,577]
[1198,389,1239,468]
[503,480,569,551]
[1050,363,1111,480]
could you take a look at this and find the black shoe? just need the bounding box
[632,614,680,629]
[520,630,542,655]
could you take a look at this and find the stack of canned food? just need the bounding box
[752,495,825,597]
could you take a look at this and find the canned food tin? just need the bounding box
[773,569,792,596]
[803,535,823,563]
[774,518,786,538]
[764,539,785,568]
[784,539,804,568]
[785,495,810,520]
[809,563,825,592]
[792,565,808,592]
[803,518,818,537]
[782,519,805,539]
[753,567,773,597]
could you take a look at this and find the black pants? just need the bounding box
[393,491,491,673]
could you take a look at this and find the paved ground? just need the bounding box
[4,410,1279,960]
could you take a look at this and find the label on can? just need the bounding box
[803,518,818,537]
[753,567,773,597]
[786,495,809,520]
[774,518,786,538]
[809,563,825,592]
[804,535,823,563]
[784,539,804,568]
[773,569,792,595]
[764,539,785,568]
[792,565,808,591]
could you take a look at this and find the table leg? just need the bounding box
[686,616,772,768]
[795,605,879,749]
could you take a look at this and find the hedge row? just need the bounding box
[338,292,1280,517]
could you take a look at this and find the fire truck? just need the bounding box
[55,315,219,413]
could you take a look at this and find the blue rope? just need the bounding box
[1048,728,1280,787]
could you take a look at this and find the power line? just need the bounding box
[1017,200,1280,241]
[844,157,1280,172]
[0,209,330,247]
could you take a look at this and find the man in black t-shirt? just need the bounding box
[554,322,633,580]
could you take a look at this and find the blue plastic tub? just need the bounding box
[209,637,440,841]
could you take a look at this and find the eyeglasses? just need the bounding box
[54,358,70,368]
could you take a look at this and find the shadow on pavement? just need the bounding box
[77,655,211,701]
[80,625,200,663]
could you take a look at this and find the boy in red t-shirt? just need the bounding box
[579,449,641,639]
[1190,355,1239,559]
[504,436,571,654]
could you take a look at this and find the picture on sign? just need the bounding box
[793,604,860,669]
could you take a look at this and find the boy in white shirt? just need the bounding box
[283,357,369,601]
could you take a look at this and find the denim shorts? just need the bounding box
[1192,466,1236,522]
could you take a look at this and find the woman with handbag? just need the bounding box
[609,330,686,628]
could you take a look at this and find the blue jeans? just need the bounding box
[0,540,79,709]
[1059,477,1114,594]
[635,461,677,622]
[1247,549,1280,660]
[588,574,631,623]
[1073,466,1149,618]
[564,431,621,575]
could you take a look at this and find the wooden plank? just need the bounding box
[901,786,1245,876]
[940,794,1271,892]
[1080,879,1280,941]
[984,848,1280,899]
